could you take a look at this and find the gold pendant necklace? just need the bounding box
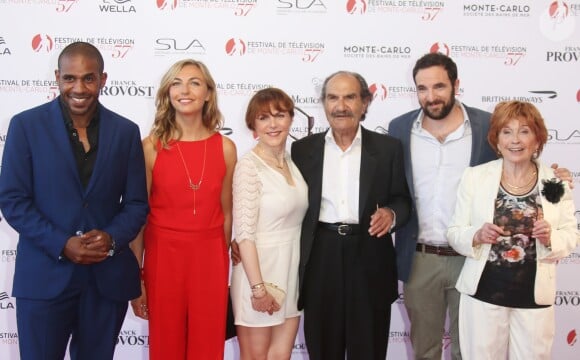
[176,140,207,215]
[501,168,537,194]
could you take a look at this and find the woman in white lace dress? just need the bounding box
[231,88,308,359]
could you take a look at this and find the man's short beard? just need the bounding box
[422,88,456,120]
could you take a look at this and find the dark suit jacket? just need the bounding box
[388,103,496,282]
[291,126,411,309]
[0,97,149,301]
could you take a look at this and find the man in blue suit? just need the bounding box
[0,42,148,360]
[388,53,496,360]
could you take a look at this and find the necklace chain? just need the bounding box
[176,140,207,215]
[257,146,285,169]
[501,167,537,193]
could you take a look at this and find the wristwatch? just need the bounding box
[108,238,116,257]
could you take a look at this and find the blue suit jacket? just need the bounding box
[388,103,496,282]
[0,98,148,301]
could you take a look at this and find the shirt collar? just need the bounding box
[325,123,363,148]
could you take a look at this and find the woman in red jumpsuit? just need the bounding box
[130,59,236,359]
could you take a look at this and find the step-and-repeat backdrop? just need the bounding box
[1,1,579,359]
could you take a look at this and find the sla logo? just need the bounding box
[155,38,206,53]
[156,0,178,10]
[31,34,54,53]
[369,83,388,101]
[0,37,11,56]
[567,329,577,346]
[225,38,246,56]
[278,0,327,10]
[346,0,367,14]
[430,42,450,56]
[0,292,14,310]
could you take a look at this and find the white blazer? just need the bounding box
[447,159,578,305]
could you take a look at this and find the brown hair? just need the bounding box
[151,59,223,148]
[245,88,295,131]
[487,100,548,156]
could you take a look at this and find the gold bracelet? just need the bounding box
[251,282,264,290]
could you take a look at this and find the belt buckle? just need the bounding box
[337,224,350,236]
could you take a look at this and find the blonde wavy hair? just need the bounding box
[150,59,223,148]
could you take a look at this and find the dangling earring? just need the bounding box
[532,149,539,159]
[497,148,502,157]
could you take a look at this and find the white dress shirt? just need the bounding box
[411,102,472,246]
[319,125,362,224]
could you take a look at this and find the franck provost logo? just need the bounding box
[546,46,580,62]
[100,80,154,98]
[555,291,580,306]
[117,329,149,347]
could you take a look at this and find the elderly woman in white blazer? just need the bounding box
[447,101,578,360]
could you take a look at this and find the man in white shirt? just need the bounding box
[291,71,411,360]
[388,52,496,360]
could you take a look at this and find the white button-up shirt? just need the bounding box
[319,125,362,224]
[411,102,472,246]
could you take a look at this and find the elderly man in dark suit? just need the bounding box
[291,71,411,360]
[0,42,148,360]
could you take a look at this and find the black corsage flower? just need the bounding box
[541,178,565,204]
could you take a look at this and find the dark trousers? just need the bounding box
[16,265,128,360]
[303,226,391,360]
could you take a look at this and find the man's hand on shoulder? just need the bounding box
[551,163,574,189]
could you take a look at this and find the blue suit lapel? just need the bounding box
[48,99,84,192]
[85,104,112,195]
[469,110,486,167]
[397,112,417,200]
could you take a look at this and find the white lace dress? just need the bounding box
[231,150,308,326]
